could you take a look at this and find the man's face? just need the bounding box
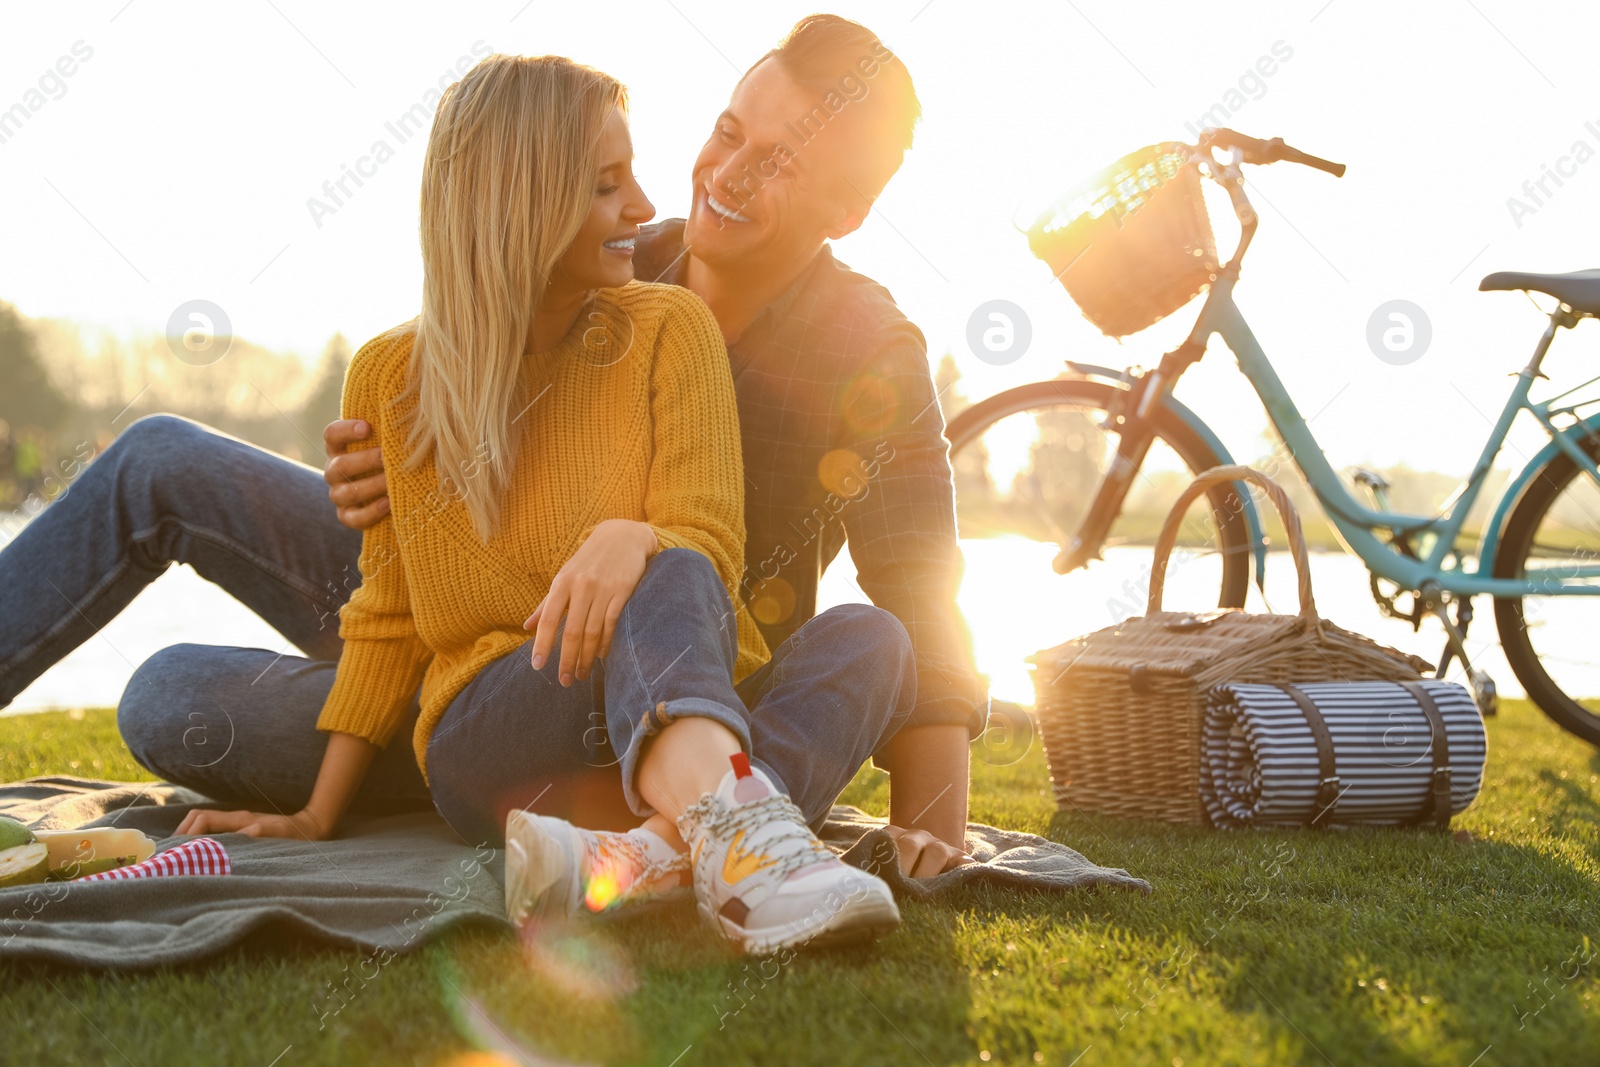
[685,58,872,273]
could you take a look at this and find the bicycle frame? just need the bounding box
[1176,276,1600,599]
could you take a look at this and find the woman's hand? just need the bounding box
[176,734,371,841]
[526,519,658,685]
[176,807,331,840]
[884,824,974,878]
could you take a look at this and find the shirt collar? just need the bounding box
[741,244,833,345]
[636,219,833,348]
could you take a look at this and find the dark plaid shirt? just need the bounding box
[636,220,986,737]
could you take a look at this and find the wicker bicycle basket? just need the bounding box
[1027,142,1218,338]
[1028,466,1432,825]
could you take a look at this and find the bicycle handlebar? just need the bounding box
[1199,127,1346,178]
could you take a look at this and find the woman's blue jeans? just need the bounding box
[21,418,920,846]
[120,552,916,847]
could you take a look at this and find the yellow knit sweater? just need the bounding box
[316,282,771,782]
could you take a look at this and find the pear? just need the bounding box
[0,815,49,889]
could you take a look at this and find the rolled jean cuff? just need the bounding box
[899,695,989,740]
[618,695,754,819]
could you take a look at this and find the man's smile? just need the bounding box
[704,189,753,224]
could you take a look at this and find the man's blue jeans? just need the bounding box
[0,416,918,845]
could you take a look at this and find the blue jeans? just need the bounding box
[0,415,360,707]
[120,553,915,846]
[2,416,918,845]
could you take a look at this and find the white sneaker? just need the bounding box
[504,812,689,927]
[676,753,900,954]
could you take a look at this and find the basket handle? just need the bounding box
[1146,465,1318,626]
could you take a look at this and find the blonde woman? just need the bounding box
[113,55,910,955]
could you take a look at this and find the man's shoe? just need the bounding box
[504,812,689,926]
[676,753,900,954]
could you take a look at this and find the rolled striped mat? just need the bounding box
[1201,680,1486,829]
[77,838,231,882]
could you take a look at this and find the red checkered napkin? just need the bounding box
[78,837,231,882]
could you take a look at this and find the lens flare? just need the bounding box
[748,576,796,625]
[439,1054,521,1067]
[516,917,639,1003]
[436,942,635,1066]
[817,448,868,499]
[840,371,900,436]
[583,869,620,912]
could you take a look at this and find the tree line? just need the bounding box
[0,300,348,512]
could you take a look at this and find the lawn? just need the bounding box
[0,701,1596,1067]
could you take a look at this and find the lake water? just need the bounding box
[5,535,1557,716]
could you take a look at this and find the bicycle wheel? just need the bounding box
[1493,429,1600,746]
[944,379,1251,704]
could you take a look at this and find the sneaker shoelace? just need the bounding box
[681,793,836,882]
[583,832,689,910]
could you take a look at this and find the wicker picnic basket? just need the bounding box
[1029,465,1432,824]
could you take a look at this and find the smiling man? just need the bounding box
[644,17,988,864]
[329,16,987,870]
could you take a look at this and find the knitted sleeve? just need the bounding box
[315,332,433,748]
[640,291,766,668]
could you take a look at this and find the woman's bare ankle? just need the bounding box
[641,813,686,852]
[635,716,744,819]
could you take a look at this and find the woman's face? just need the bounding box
[549,107,655,296]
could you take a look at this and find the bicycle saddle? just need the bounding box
[1479,268,1600,314]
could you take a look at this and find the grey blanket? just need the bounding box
[0,776,1150,970]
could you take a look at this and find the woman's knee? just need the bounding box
[117,643,212,772]
[109,415,213,478]
[628,547,735,623]
[640,547,721,589]
[94,414,220,517]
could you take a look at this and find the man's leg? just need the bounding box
[736,603,919,831]
[117,643,432,817]
[0,414,361,708]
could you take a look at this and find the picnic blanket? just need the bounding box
[1200,680,1487,829]
[0,776,1150,970]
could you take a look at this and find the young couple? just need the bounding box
[0,16,985,955]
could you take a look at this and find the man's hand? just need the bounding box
[525,519,658,686]
[884,824,972,878]
[324,419,390,530]
[175,806,330,840]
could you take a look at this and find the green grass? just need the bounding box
[1,702,1596,1067]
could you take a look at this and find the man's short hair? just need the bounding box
[749,14,921,201]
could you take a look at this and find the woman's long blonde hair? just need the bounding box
[404,54,625,541]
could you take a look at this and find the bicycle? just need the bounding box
[946,127,1600,745]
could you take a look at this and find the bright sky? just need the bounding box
[3,0,1598,476]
